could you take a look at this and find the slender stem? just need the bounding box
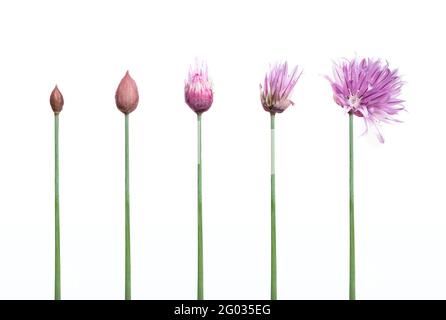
[270,113,277,300]
[197,113,204,300]
[349,113,356,300]
[54,114,61,300]
[125,114,131,300]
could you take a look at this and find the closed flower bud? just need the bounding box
[185,61,213,114]
[50,85,64,114]
[115,71,139,114]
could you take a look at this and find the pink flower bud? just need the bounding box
[115,71,139,114]
[50,85,64,114]
[185,61,213,114]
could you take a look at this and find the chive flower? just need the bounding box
[116,71,139,115]
[115,70,139,300]
[184,60,214,300]
[50,85,64,115]
[326,58,405,143]
[49,85,64,300]
[260,61,301,300]
[260,62,302,114]
[326,57,405,300]
[185,61,213,114]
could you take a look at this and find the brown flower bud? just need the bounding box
[115,71,139,114]
[50,85,64,114]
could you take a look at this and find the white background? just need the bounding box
[0,0,444,300]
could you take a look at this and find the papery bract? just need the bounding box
[50,85,64,114]
[115,71,139,114]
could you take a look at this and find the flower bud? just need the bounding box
[185,61,213,114]
[115,71,139,114]
[50,85,64,114]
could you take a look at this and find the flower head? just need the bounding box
[327,58,405,143]
[260,62,302,114]
[115,71,139,114]
[185,60,213,114]
[50,85,64,114]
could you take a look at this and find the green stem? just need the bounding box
[54,114,61,300]
[349,113,356,300]
[270,113,277,300]
[125,114,131,300]
[197,113,204,300]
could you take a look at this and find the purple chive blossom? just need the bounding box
[326,58,405,143]
[185,61,213,114]
[260,62,302,114]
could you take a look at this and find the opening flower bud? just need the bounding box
[185,61,213,114]
[260,62,301,114]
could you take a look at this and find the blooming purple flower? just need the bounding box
[185,61,213,114]
[260,62,302,114]
[326,58,405,143]
[115,71,139,114]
